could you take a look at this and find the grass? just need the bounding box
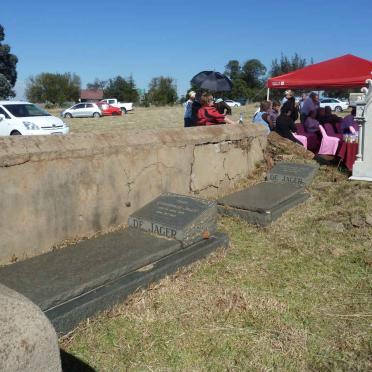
[61,161,372,371]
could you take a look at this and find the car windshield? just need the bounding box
[4,104,51,117]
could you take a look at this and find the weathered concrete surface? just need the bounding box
[0,284,61,372]
[0,125,266,264]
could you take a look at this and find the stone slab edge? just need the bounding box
[46,232,229,334]
[218,192,309,226]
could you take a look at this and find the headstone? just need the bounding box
[218,182,308,226]
[267,162,318,186]
[0,284,62,372]
[351,79,372,181]
[128,193,217,247]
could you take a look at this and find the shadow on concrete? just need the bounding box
[60,349,96,372]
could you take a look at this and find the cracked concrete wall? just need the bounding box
[0,125,267,264]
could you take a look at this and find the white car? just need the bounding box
[319,98,349,112]
[224,99,241,107]
[0,101,69,136]
[62,103,102,118]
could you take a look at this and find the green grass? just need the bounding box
[61,163,371,371]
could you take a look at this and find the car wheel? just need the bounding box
[93,112,101,118]
[64,113,72,118]
[121,108,127,115]
[334,106,342,112]
[10,130,22,135]
[234,104,239,107]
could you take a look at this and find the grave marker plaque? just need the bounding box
[267,162,318,186]
[128,193,217,247]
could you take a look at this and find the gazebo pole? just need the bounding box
[267,88,270,101]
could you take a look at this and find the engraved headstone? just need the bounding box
[128,193,217,247]
[267,162,318,186]
[218,182,308,226]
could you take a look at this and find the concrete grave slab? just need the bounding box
[267,162,318,186]
[128,193,217,247]
[218,182,309,226]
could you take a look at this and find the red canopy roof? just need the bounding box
[267,54,372,89]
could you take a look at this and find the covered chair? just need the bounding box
[292,133,307,148]
[324,123,343,139]
[318,125,340,155]
[295,123,319,152]
[335,122,342,133]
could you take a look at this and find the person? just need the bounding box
[322,105,341,125]
[317,107,327,124]
[190,91,202,126]
[300,92,319,123]
[341,107,357,133]
[281,90,298,122]
[275,106,303,145]
[252,101,272,133]
[304,110,320,133]
[298,93,307,111]
[196,93,239,126]
[214,98,232,115]
[268,101,280,130]
[183,91,196,127]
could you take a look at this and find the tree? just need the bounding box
[86,78,107,90]
[104,75,139,103]
[147,76,177,106]
[25,72,81,105]
[0,25,18,99]
[241,59,267,89]
[270,53,307,77]
[224,60,241,80]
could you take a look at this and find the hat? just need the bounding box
[188,90,196,98]
[215,98,223,103]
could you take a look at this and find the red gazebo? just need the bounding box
[266,54,372,99]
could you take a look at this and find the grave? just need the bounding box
[266,162,318,186]
[0,193,227,334]
[128,193,217,247]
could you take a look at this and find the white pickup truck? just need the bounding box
[98,98,133,114]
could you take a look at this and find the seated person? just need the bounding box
[317,107,327,124]
[275,106,303,146]
[304,110,320,133]
[341,107,357,133]
[252,101,272,133]
[322,105,342,125]
[214,98,232,115]
[268,101,280,130]
[196,93,239,126]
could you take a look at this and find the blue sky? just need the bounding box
[2,0,372,99]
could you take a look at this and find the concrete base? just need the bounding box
[0,229,228,334]
[349,176,372,182]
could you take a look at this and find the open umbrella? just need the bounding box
[190,71,233,92]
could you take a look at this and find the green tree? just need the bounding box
[25,72,81,105]
[147,76,177,106]
[104,75,139,103]
[0,25,18,99]
[270,53,307,77]
[87,78,107,90]
[241,59,267,89]
[224,60,241,80]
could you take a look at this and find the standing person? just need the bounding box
[268,101,280,130]
[281,90,298,122]
[184,91,196,127]
[275,106,303,145]
[214,98,232,115]
[300,92,319,123]
[252,101,272,133]
[299,93,307,111]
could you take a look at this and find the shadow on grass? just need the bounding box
[60,349,96,372]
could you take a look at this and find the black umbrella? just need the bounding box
[190,71,233,92]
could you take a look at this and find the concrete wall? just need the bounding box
[0,125,267,264]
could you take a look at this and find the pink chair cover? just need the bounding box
[349,126,356,134]
[318,125,340,155]
[293,133,307,148]
[324,123,343,139]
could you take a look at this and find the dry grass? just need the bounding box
[61,157,372,371]
[49,104,258,134]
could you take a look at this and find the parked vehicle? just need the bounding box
[61,103,102,118]
[0,101,69,136]
[98,99,133,114]
[224,99,241,107]
[319,98,349,112]
[97,103,122,116]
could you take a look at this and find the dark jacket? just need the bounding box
[214,101,231,115]
[275,113,302,145]
[282,97,298,122]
